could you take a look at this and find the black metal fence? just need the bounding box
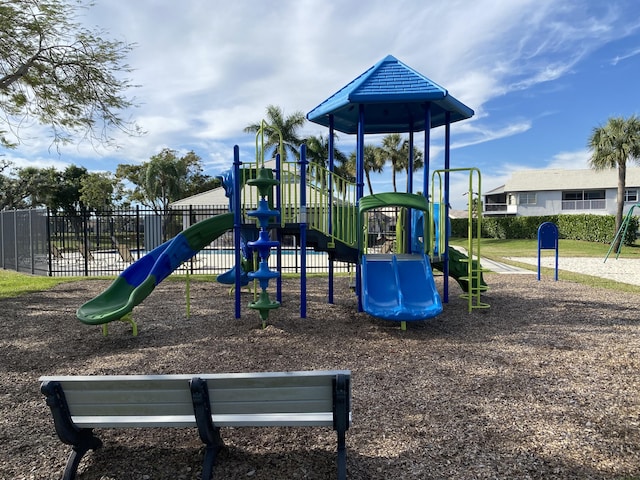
[0,206,353,277]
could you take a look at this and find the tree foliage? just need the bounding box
[0,162,91,212]
[0,149,217,213]
[305,134,348,188]
[0,0,140,149]
[377,133,424,193]
[244,105,306,162]
[116,148,219,214]
[588,115,640,250]
[79,171,124,212]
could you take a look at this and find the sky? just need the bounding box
[3,0,640,209]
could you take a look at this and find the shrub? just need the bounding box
[450,214,637,245]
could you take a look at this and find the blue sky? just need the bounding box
[3,0,640,209]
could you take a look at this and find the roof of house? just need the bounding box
[504,168,640,192]
[307,55,474,134]
[170,188,230,207]
[170,159,280,208]
[484,185,505,195]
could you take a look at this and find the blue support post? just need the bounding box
[275,153,283,303]
[423,103,431,199]
[356,105,365,312]
[299,145,308,318]
[233,146,242,318]
[443,113,451,303]
[407,124,414,253]
[328,115,335,304]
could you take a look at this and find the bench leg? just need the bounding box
[333,374,350,480]
[63,436,102,480]
[336,430,347,480]
[41,381,102,480]
[190,377,225,480]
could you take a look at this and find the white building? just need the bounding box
[484,167,640,217]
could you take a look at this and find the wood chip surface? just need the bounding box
[1,274,639,479]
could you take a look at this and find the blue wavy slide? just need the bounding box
[76,213,233,325]
[361,253,443,321]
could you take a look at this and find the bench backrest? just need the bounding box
[39,370,351,429]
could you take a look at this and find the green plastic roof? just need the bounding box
[307,55,474,134]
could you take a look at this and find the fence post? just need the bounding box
[135,205,141,260]
[189,204,194,275]
[1,210,4,269]
[13,209,18,272]
[82,210,90,276]
[46,209,52,276]
[29,209,34,275]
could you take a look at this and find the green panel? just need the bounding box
[359,192,429,215]
[182,212,234,252]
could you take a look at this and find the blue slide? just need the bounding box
[77,213,234,325]
[361,253,443,321]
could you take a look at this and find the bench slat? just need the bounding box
[71,412,349,428]
[64,385,333,405]
[40,370,349,383]
[69,399,334,417]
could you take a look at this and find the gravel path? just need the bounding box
[507,256,640,286]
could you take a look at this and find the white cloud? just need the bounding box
[611,46,640,65]
[452,120,532,150]
[545,149,591,170]
[4,0,638,206]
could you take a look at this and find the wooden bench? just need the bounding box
[40,370,351,480]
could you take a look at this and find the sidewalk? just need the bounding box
[452,246,640,286]
[450,246,535,275]
[508,256,640,286]
[479,257,536,275]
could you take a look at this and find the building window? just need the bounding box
[562,190,605,210]
[625,189,638,203]
[518,193,537,205]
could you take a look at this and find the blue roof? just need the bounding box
[307,55,474,134]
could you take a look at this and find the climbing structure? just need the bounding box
[246,168,281,327]
[306,54,479,318]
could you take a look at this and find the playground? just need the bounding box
[2,272,640,479]
[4,55,639,479]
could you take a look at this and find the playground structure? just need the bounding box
[605,202,640,262]
[75,55,489,333]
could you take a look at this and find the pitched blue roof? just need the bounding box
[307,55,474,134]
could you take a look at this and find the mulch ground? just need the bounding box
[1,273,639,479]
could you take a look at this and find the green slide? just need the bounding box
[433,247,488,293]
[76,213,234,327]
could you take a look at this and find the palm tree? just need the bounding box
[333,154,356,200]
[379,134,423,192]
[244,105,306,162]
[379,133,403,192]
[305,134,348,188]
[588,115,640,251]
[348,145,385,195]
[399,139,424,193]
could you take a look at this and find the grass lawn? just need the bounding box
[450,237,640,259]
[450,237,640,294]
[0,270,84,299]
[2,238,639,299]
